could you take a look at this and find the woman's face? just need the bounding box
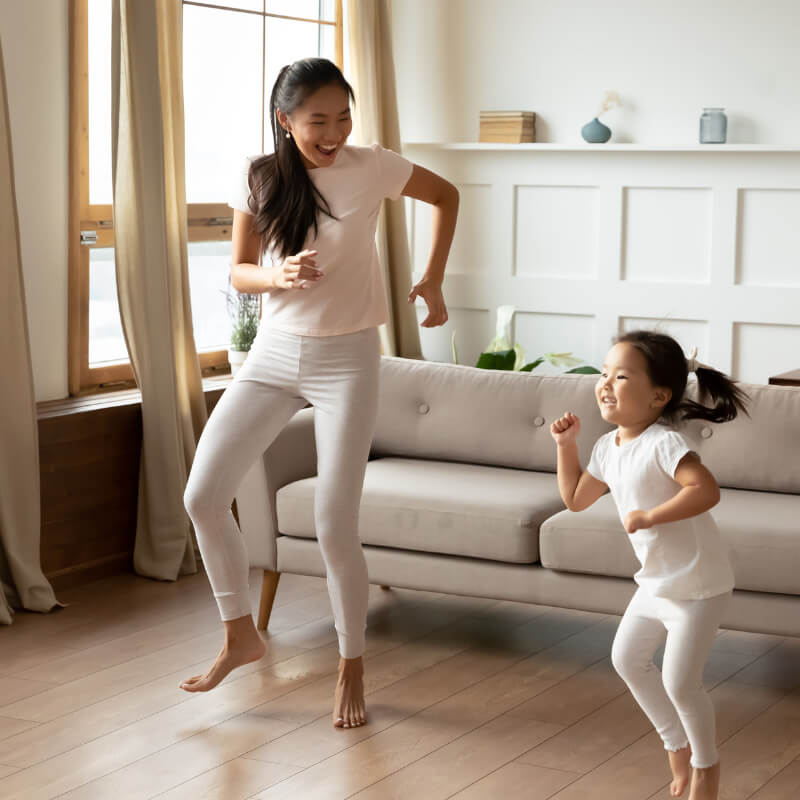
[279,84,352,169]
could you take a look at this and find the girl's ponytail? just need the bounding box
[679,366,749,423]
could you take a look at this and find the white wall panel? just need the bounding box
[737,189,800,287]
[515,312,597,373]
[619,317,710,362]
[413,183,492,275]
[417,306,489,368]
[623,188,712,283]
[515,186,599,278]
[733,323,800,384]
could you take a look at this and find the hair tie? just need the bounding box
[685,346,712,373]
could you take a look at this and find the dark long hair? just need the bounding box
[247,58,355,260]
[616,330,749,423]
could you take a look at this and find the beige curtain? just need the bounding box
[346,0,422,358]
[0,36,61,623]
[111,0,207,580]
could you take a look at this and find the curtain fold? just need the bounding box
[346,0,422,359]
[111,0,207,580]
[0,35,61,624]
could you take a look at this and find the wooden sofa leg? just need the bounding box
[257,570,281,631]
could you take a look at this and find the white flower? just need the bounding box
[597,91,621,117]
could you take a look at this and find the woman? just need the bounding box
[181,58,458,730]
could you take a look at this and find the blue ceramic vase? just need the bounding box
[581,117,611,143]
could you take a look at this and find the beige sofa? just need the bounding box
[237,356,800,636]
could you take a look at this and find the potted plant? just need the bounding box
[452,305,600,374]
[225,286,259,376]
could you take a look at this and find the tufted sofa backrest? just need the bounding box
[373,357,800,493]
[372,357,610,472]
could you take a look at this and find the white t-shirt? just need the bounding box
[587,423,734,600]
[229,144,414,337]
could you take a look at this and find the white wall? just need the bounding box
[1,0,69,401]
[394,0,800,382]
[393,0,800,145]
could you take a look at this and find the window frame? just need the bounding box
[68,0,343,394]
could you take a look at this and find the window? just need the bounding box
[68,0,343,393]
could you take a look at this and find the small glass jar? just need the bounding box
[699,108,727,144]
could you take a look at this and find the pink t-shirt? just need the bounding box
[229,144,413,337]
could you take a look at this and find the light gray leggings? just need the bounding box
[184,326,380,659]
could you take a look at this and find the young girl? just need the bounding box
[181,58,458,729]
[550,331,747,800]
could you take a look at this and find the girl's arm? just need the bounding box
[230,210,323,293]
[551,413,608,511]
[401,165,459,327]
[625,453,721,533]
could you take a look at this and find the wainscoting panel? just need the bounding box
[733,322,800,385]
[622,187,712,283]
[736,189,800,287]
[403,144,800,381]
[515,186,599,278]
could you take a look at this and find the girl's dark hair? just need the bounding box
[615,330,749,423]
[247,58,355,260]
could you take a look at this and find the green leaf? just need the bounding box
[476,349,516,370]
[566,365,601,374]
[519,358,544,372]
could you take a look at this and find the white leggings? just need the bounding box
[184,326,380,659]
[611,587,731,769]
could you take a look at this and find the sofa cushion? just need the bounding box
[539,488,800,595]
[276,457,566,564]
[372,357,612,472]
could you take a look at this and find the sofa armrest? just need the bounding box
[236,407,317,570]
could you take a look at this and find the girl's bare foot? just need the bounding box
[689,760,720,800]
[668,746,691,796]
[333,656,367,729]
[179,615,265,693]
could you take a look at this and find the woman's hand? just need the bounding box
[409,278,448,328]
[624,509,653,533]
[274,249,324,290]
[550,412,581,445]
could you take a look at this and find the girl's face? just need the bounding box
[595,342,670,428]
[278,84,352,170]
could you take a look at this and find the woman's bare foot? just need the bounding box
[668,746,692,796]
[689,760,720,800]
[333,656,367,729]
[179,615,265,693]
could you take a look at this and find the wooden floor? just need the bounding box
[2,571,800,799]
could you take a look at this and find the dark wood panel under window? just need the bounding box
[37,379,230,589]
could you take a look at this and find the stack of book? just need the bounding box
[479,111,536,143]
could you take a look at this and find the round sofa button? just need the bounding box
[700,426,713,439]
[418,403,430,415]
[533,416,545,427]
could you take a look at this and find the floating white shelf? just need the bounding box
[403,142,800,153]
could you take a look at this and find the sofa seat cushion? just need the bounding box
[276,457,566,564]
[539,488,800,595]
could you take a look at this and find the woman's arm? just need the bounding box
[229,210,323,294]
[401,165,459,327]
[624,453,721,533]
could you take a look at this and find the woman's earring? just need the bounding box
[285,130,291,139]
